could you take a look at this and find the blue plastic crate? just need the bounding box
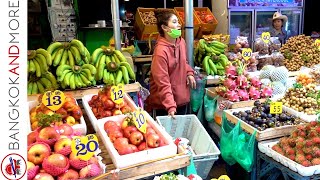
[156,114,221,179]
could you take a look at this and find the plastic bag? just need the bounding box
[232,127,257,172]
[190,77,206,113]
[132,40,142,57]
[269,37,281,53]
[220,112,239,166]
[257,54,272,70]
[204,94,217,122]
[271,52,284,67]
[254,38,269,55]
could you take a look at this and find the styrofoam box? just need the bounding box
[96,114,177,169]
[82,93,138,132]
[283,106,317,122]
[27,100,87,135]
[258,140,320,176]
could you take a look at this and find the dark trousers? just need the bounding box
[151,103,190,119]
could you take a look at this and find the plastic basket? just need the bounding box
[156,114,220,179]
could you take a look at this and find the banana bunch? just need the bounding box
[202,54,230,76]
[27,49,51,77]
[91,47,135,85]
[56,64,97,90]
[28,72,58,95]
[47,39,90,67]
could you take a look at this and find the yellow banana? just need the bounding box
[112,54,121,64]
[47,42,63,55]
[36,48,52,66]
[53,48,64,67]
[35,54,48,73]
[114,50,127,62]
[83,47,90,64]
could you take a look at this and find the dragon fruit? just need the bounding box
[225,64,237,78]
[223,78,237,90]
[260,86,273,98]
[237,89,250,101]
[226,90,240,102]
[236,75,248,88]
[215,86,227,97]
[250,76,262,88]
[249,86,261,100]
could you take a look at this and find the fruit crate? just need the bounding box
[27,100,87,135]
[224,106,306,141]
[282,105,318,122]
[134,8,159,40]
[156,114,220,179]
[96,114,177,169]
[258,139,320,176]
[82,93,138,132]
[194,7,218,38]
[173,7,201,38]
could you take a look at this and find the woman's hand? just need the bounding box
[168,111,175,119]
[187,75,196,89]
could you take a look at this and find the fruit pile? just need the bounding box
[272,121,320,167]
[280,83,319,115]
[176,11,198,24]
[195,10,215,24]
[194,39,229,76]
[28,72,59,95]
[215,62,273,102]
[281,35,320,71]
[103,115,165,155]
[91,47,135,85]
[232,100,304,131]
[88,86,134,119]
[29,93,83,131]
[296,74,315,86]
[28,48,51,77]
[27,124,103,179]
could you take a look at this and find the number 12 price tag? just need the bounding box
[242,48,252,61]
[133,108,147,134]
[110,84,124,104]
[71,134,99,161]
[41,90,65,111]
[262,32,271,44]
[270,102,282,114]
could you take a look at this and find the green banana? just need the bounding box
[68,50,75,67]
[39,77,52,90]
[114,50,127,62]
[105,55,112,65]
[58,69,72,82]
[109,72,115,85]
[120,62,135,80]
[56,64,72,77]
[80,72,91,86]
[120,66,129,84]
[103,69,109,84]
[208,59,217,75]
[33,59,42,77]
[47,42,63,55]
[27,82,33,95]
[69,46,81,65]
[115,70,123,85]
[36,81,45,93]
[31,81,38,94]
[91,48,104,65]
[84,47,90,64]
[69,73,76,90]
[43,72,58,89]
[202,56,210,75]
[36,48,52,66]
[74,74,84,88]
[97,55,106,81]
[82,64,96,75]
[70,39,85,56]
[112,54,121,65]
[211,41,227,50]
[29,59,36,73]
[59,49,69,65]
[53,48,64,67]
[63,71,73,86]
[81,68,94,81]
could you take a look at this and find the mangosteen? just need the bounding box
[275,121,281,127]
[262,118,268,125]
[254,100,261,107]
[264,104,270,113]
[249,121,255,126]
[262,124,268,129]
[258,106,266,113]
[240,111,248,117]
[249,115,255,121]
[261,112,267,118]
[241,117,247,121]
[254,124,260,129]
[233,112,239,116]
[252,107,259,113]
[279,114,287,121]
[257,127,265,131]
[267,114,273,118]
[267,121,275,128]
[255,117,263,125]
[245,110,251,114]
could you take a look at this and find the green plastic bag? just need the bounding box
[132,40,142,57]
[191,78,206,112]
[220,112,239,166]
[233,127,257,172]
[204,94,217,122]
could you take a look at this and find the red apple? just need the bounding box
[108,130,123,142]
[104,121,118,131]
[45,153,68,168]
[129,144,139,152]
[58,124,74,136]
[129,131,144,146]
[138,142,147,151]
[65,96,77,104]
[69,152,98,165]
[117,144,134,155]
[144,127,156,138]
[104,110,113,117]
[54,138,72,155]
[63,101,77,112]
[27,161,35,170]
[123,126,138,138]
[112,109,123,116]
[104,124,121,134]
[28,143,51,165]
[56,108,68,119]
[79,163,101,178]
[27,131,38,146]
[38,126,60,142]
[33,172,54,180]
[113,137,129,150]
[71,106,83,120]
[103,99,115,110]
[146,133,161,148]
[57,169,79,180]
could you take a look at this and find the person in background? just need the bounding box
[145,9,196,119]
[270,12,288,44]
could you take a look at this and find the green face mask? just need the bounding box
[167,28,181,39]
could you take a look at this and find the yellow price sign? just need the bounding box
[242,48,252,61]
[132,108,147,134]
[110,84,124,104]
[41,90,65,111]
[315,39,320,50]
[211,175,230,180]
[270,102,283,114]
[262,32,271,44]
[71,134,99,161]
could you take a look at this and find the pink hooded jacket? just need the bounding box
[146,36,194,113]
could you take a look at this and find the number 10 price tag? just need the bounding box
[71,134,99,161]
[41,90,65,111]
[133,108,147,134]
[110,84,124,104]
[270,102,282,114]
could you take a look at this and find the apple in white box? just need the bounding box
[123,126,138,138]
[54,138,72,153]
[27,143,51,165]
[58,124,74,136]
[146,133,161,148]
[33,172,54,180]
[45,154,68,168]
[58,169,79,180]
[129,131,144,146]
[27,131,38,146]
[38,126,60,141]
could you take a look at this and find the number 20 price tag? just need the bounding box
[262,32,271,44]
[241,48,252,61]
[71,134,99,161]
[41,90,65,111]
[133,108,147,134]
[110,84,124,104]
[270,102,283,114]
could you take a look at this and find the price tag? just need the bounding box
[261,32,271,44]
[110,84,124,104]
[270,102,283,114]
[315,39,320,50]
[132,108,147,134]
[71,134,99,161]
[41,90,65,111]
[241,48,252,61]
[218,175,231,180]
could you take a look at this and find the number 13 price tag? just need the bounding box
[110,84,124,104]
[270,102,282,114]
[133,108,147,134]
[41,90,65,111]
[71,134,99,161]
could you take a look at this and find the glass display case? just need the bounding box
[229,10,254,45]
[255,9,277,38]
[281,9,303,38]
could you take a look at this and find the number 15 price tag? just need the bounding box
[41,90,65,111]
[133,108,147,134]
[110,84,124,104]
[270,102,282,114]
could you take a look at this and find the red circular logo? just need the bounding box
[1,153,26,180]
